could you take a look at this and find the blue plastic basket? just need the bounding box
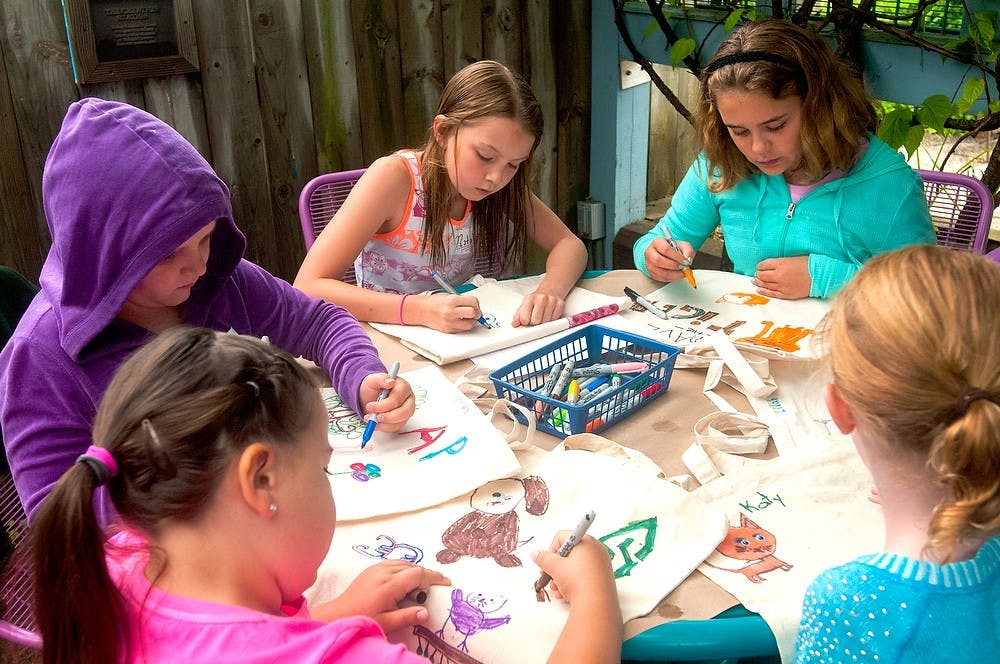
[489,325,681,437]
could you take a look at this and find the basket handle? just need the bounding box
[454,366,538,450]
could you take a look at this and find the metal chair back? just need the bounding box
[916,169,994,253]
[298,168,368,285]
[298,169,507,284]
[0,472,40,649]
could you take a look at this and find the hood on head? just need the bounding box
[39,97,245,359]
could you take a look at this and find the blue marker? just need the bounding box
[578,376,608,400]
[361,361,400,449]
[430,271,492,328]
[579,382,611,404]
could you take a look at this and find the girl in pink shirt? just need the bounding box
[31,328,446,663]
[31,327,621,663]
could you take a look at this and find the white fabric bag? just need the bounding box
[369,276,626,365]
[621,270,830,360]
[693,442,884,663]
[308,435,728,664]
[322,366,521,520]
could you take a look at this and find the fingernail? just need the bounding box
[416,607,429,621]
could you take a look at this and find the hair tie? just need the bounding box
[76,445,119,485]
[398,293,410,325]
[246,380,261,397]
[704,51,799,75]
[946,386,996,421]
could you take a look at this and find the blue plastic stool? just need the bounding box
[622,605,779,663]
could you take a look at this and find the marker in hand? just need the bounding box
[659,227,697,288]
[361,361,400,449]
[533,511,596,593]
[430,270,493,328]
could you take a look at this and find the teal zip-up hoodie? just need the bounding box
[634,135,936,298]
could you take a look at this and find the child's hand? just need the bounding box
[511,291,566,327]
[753,256,811,299]
[414,293,483,333]
[644,238,696,283]
[360,372,414,433]
[535,534,623,664]
[316,560,451,633]
[532,534,618,605]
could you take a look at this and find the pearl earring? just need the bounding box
[268,503,277,513]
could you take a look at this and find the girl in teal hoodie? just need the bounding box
[634,19,936,299]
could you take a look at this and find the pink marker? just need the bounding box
[565,303,620,329]
[571,362,648,378]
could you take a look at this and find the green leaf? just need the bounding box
[877,108,915,151]
[915,95,952,133]
[970,12,995,49]
[902,125,925,160]
[990,100,1000,114]
[955,79,986,116]
[724,9,744,32]
[642,20,658,43]
[669,38,697,66]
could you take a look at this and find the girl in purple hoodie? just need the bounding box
[0,98,415,523]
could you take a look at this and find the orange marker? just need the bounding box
[661,227,697,289]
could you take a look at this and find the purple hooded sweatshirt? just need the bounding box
[0,98,385,523]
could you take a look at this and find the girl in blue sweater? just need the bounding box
[796,246,999,662]
[634,20,935,299]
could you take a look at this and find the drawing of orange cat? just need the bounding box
[704,513,792,583]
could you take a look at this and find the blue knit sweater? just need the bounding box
[795,535,1000,662]
[633,135,936,298]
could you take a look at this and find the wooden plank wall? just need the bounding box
[0,1,592,284]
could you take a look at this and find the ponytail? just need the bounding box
[30,327,321,661]
[825,246,1000,563]
[32,458,130,664]
[927,393,1000,562]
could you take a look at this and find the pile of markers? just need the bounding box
[528,358,661,435]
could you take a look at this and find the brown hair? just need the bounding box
[824,246,1000,562]
[31,327,319,663]
[697,19,877,192]
[420,59,543,272]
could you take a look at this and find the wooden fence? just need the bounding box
[0,1,592,284]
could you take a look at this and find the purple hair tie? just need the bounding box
[77,445,119,485]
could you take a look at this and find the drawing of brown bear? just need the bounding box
[436,476,549,567]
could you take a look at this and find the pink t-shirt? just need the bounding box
[106,532,426,663]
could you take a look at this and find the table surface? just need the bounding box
[360,270,756,632]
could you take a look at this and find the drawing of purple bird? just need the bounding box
[435,589,511,653]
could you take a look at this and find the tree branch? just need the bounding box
[612,0,694,125]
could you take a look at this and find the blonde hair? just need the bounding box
[697,19,877,192]
[420,60,542,271]
[825,246,1000,562]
